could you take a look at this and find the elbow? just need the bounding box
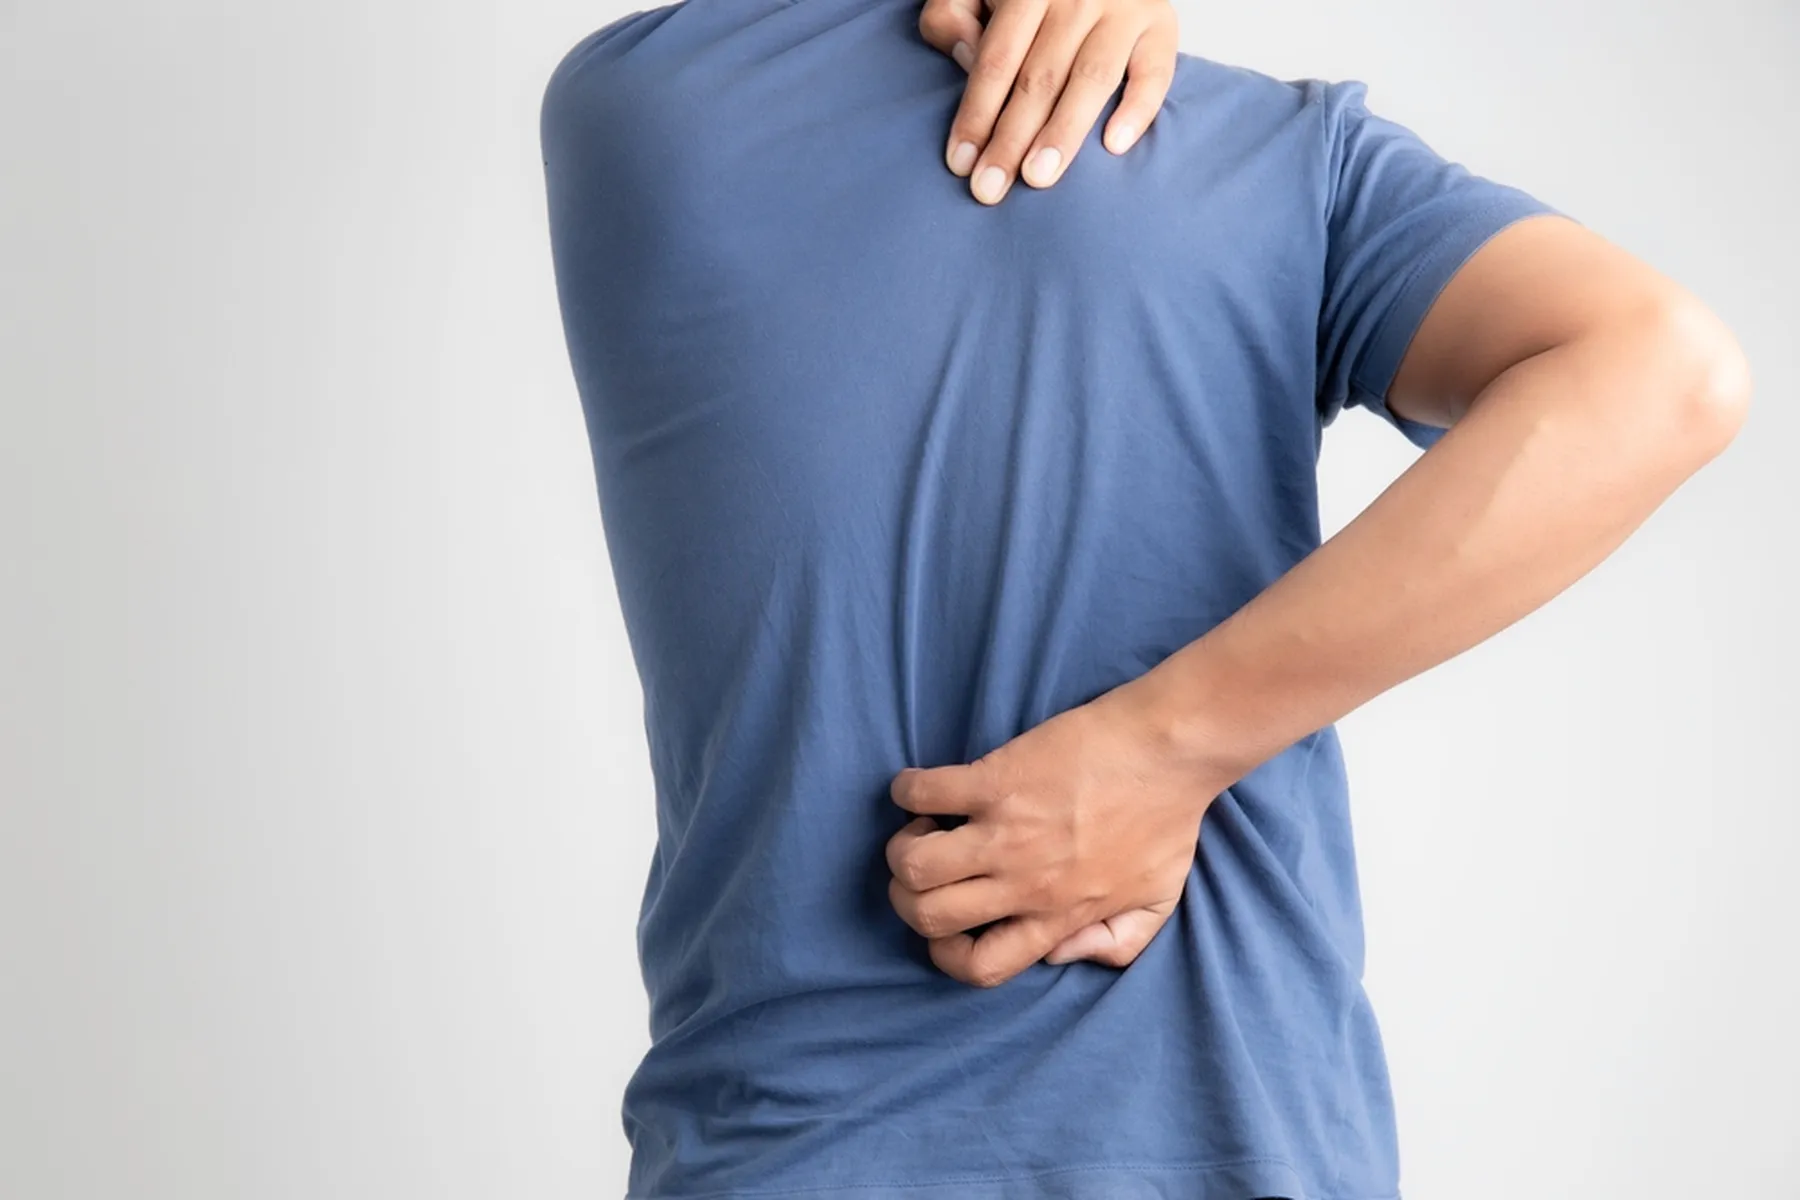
[1652,294,1754,461]
[1692,331,1753,456]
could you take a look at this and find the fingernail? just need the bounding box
[951,40,974,72]
[1024,146,1061,186]
[947,139,977,175]
[973,164,1007,203]
[1106,122,1137,154]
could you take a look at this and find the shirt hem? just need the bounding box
[625,1156,1398,1200]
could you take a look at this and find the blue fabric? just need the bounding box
[539,2,1559,1197]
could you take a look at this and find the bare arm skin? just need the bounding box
[1130,214,1753,783]
[885,214,1754,988]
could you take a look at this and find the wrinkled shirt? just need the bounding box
[539,2,1556,1196]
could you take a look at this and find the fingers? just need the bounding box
[918,0,986,69]
[1101,14,1176,155]
[943,0,1050,195]
[942,0,1178,204]
[1017,16,1143,188]
[968,3,1092,201]
[887,815,994,891]
[889,873,1015,939]
[915,901,1176,985]
[889,764,990,817]
[927,913,1066,988]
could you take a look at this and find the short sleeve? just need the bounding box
[1314,80,1566,450]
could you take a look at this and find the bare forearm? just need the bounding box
[1122,304,1752,781]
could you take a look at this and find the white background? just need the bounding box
[3,1,1794,1197]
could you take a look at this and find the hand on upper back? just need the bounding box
[884,679,1226,988]
[917,0,1179,205]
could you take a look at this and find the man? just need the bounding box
[538,0,1752,1197]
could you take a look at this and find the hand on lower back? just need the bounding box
[885,680,1223,987]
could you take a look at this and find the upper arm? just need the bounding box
[1315,80,1747,442]
[1314,80,1561,448]
[1387,213,1734,428]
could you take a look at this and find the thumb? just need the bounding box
[1043,904,1175,968]
[917,0,985,67]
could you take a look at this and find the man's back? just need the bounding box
[539,2,1552,1196]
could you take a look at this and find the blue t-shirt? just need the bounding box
[540,2,1557,1197]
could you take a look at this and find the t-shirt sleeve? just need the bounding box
[1314,79,1567,450]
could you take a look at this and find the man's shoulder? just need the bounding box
[1165,52,1359,138]
[543,2,692,90]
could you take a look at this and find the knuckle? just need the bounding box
[969,961,1009,989]
[1015,63,1065,97]
[896,856,928,892]
[1100,944,1140,968]
[929,938,966,977]
[914,901,953,938]
[1015,867,1054,906]
[978,820,1004,854]
[1127,56,1175,86]
[994,822,1034,864]
[970,54,1017,85]
[982,792,1013,826]
[1071,54,1120,88]
[991,783,1026,815]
